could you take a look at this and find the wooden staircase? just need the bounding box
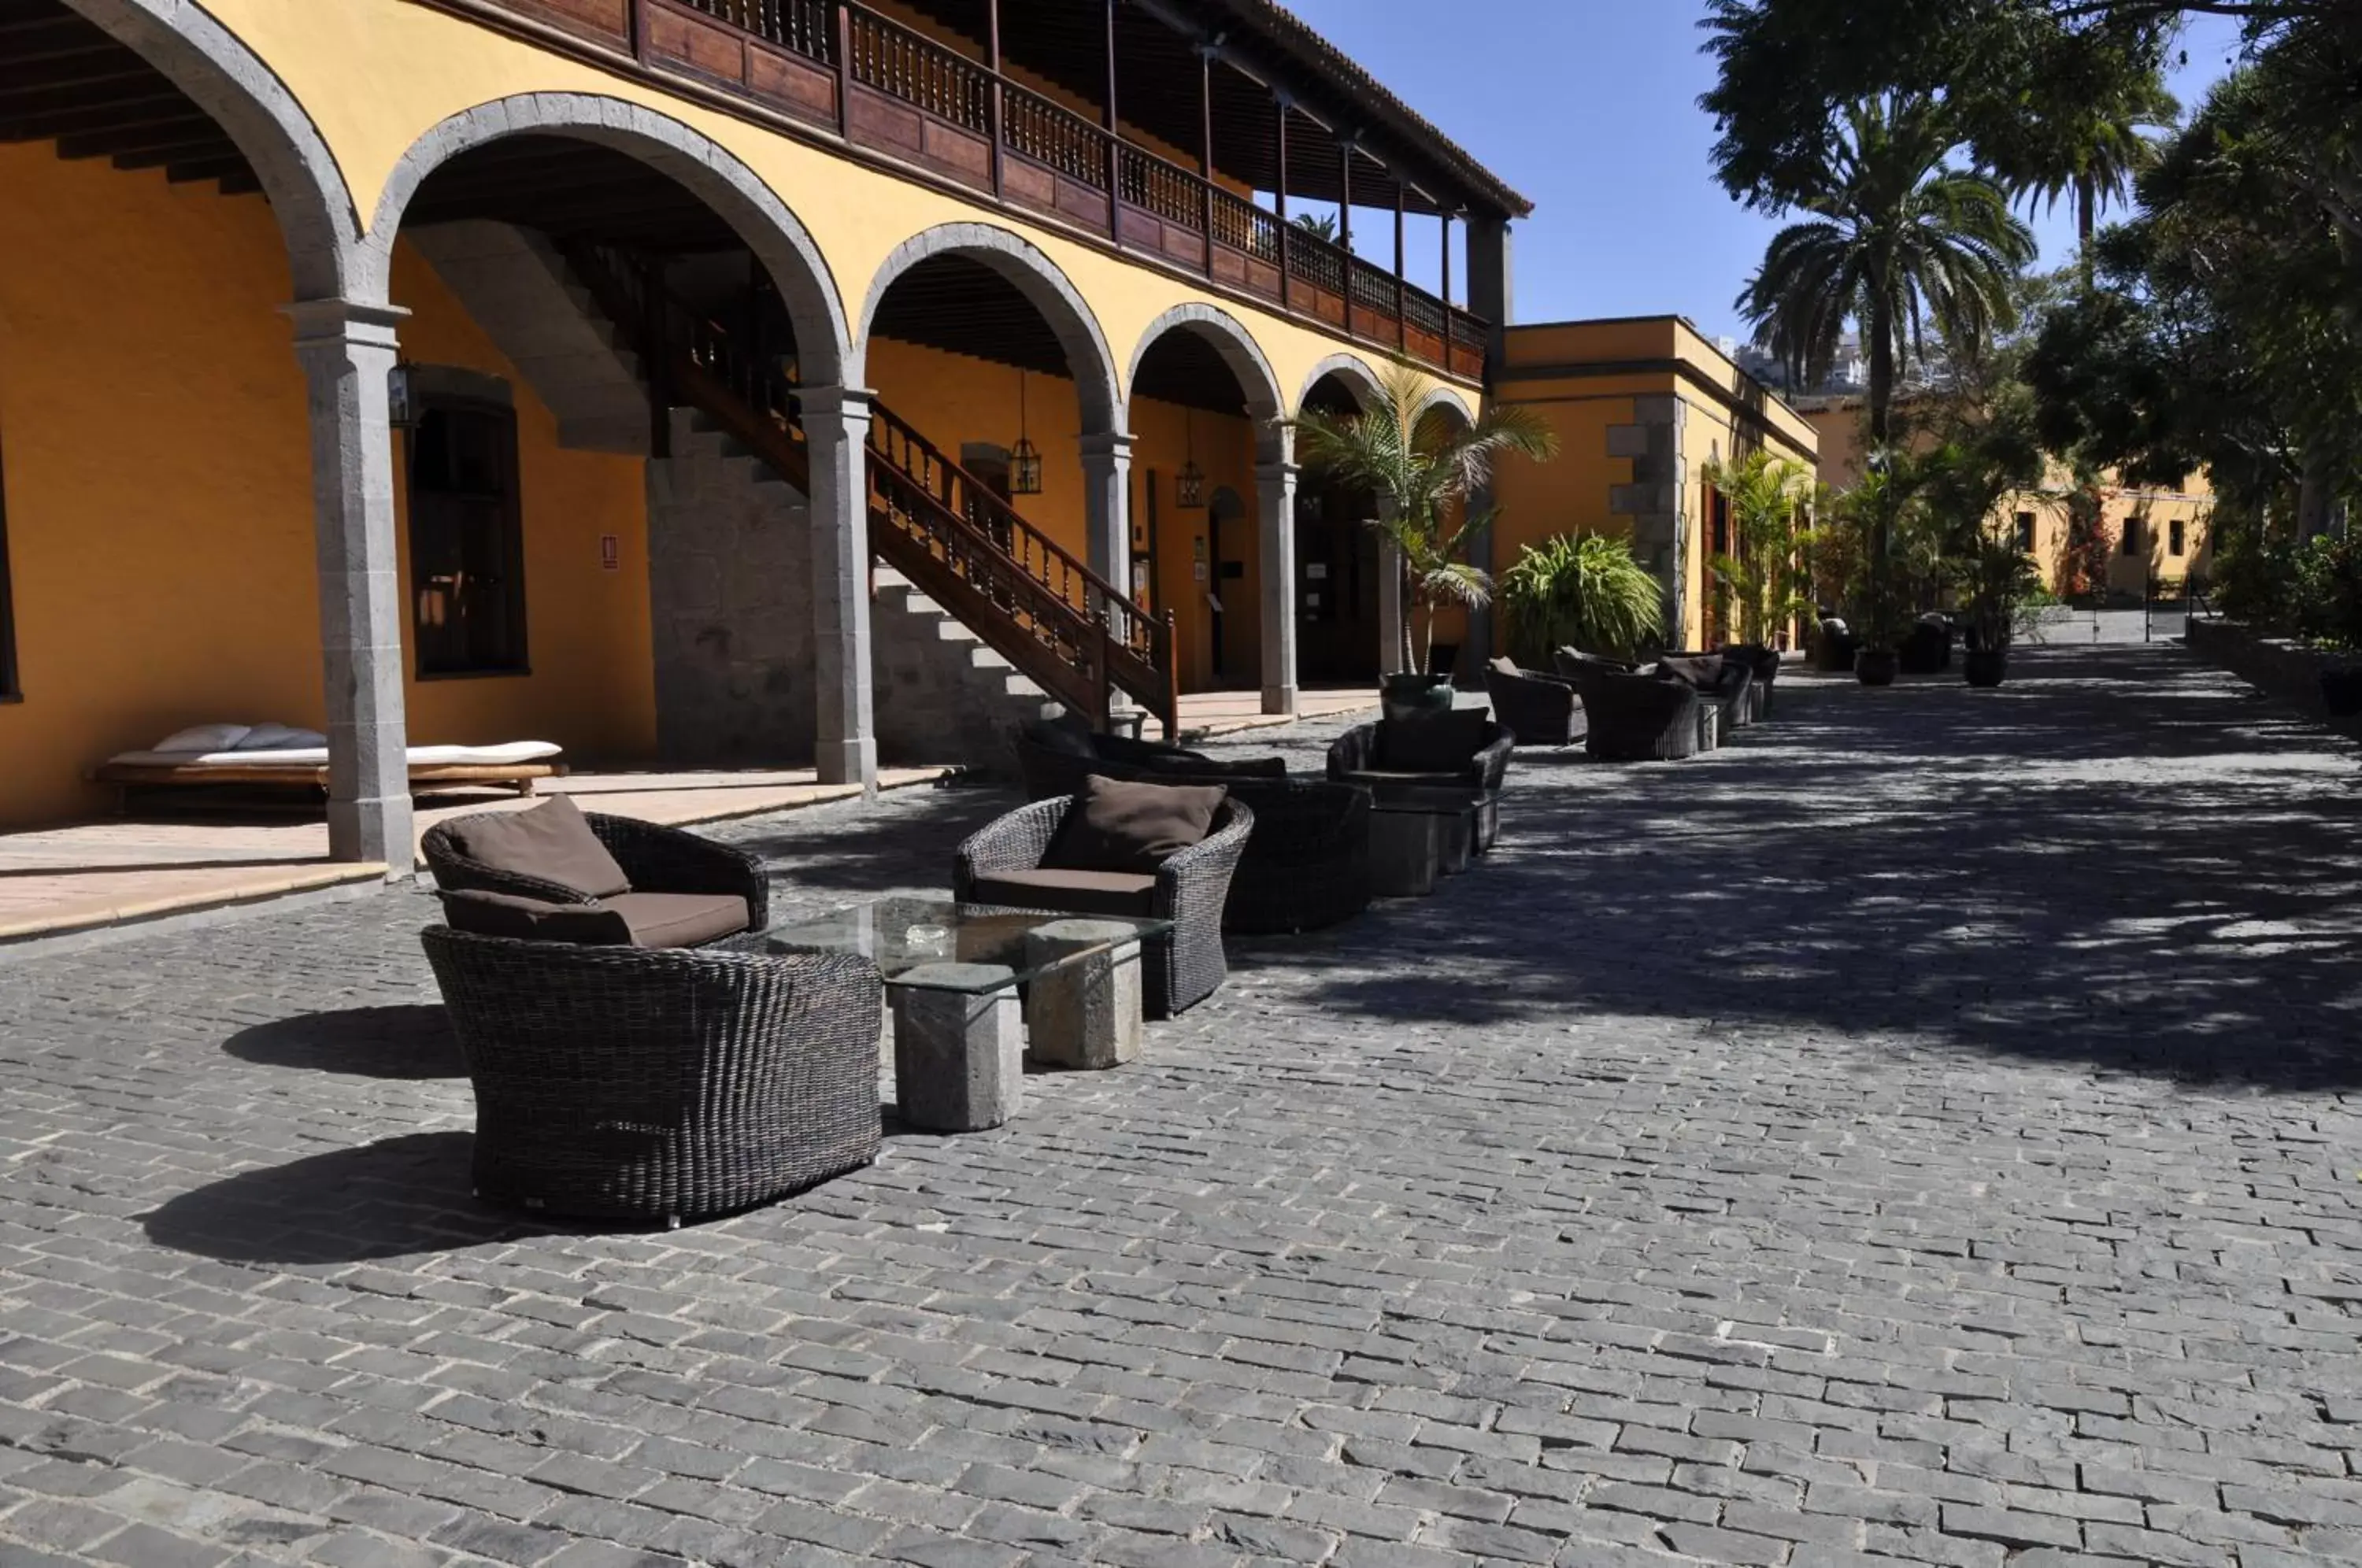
[565,244,1178,735]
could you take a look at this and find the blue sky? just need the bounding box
[1279,1,2250,341]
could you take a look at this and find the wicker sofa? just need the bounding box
[422,805,768,947]
[1484,659,1586,747]
[953,796,1253,1018]
[1325,714,1515,853]
[1657,652,1757,728]
[419,930,880,1225]
[1557,661,1703,761]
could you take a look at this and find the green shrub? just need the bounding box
[1500,533,1665,665]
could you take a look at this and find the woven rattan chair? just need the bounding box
[419,930,880,1226]
[1013,723,1283,804]
[1720,643,1781,719]
[1325,718,1515,853]
[953,797,1253,1019]
[1657,653,1756,728]
[1485,659,1586,747]
[422,811,769,936]
[1564,667,1702,761]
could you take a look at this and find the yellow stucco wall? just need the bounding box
[200,0,1438,421]
[1489,319,1816,653]
[0,143,654,831]
[1803,401,2215,597]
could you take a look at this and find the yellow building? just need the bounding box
[0,0,1521,856]
[1801,398,2215,599]
[1486,317,1820,653]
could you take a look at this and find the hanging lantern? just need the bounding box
[1009,369,1043,495]
[1175,407,1206,509]
[387,361,419,431]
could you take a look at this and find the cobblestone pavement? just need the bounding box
[3,644,2362,1568]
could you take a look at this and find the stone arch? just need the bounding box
[1296,353,1386,416]
[855,223,1123,433]
[1412,385,1476,431]
[62,0,360,300]
[360,93,851,385]
[1126,303,1285,426]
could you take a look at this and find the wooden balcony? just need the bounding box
[472,0,1489,382]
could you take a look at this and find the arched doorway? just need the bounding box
[1127,307,1283,696]
[366,97,855,775]
[1294,368,1386,686]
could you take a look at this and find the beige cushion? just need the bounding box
[1042,775,1227,875]
[969,867,1159,919]
[598,892,751,949]
[439,888,631,945]
[443,796,630,900]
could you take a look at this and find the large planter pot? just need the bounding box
[1855,648,1899,687]
[2321,668,2362,717]
[1380,673,1457,721]
[1964,649,2009,688]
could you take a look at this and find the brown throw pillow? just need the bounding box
[438,889,632,945]
[443,796,630,900]
[1378,708,1493,772]
[1042,775,1228,875]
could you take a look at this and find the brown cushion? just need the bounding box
[439,888,632,945]
[442,797,630,900]
[1138,752,1288,780]
[1657,654,1727,690]
[1042,775,1227,875]
[1378,708,1492,772]
[968,867,1160,918]
[598,891,751,949]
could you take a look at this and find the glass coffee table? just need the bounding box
[735,897,1172,1133]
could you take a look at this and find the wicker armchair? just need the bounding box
[1326,718,1515,853]
[1485,660,1586,747]
[1204,779,1370,936]
[1657,653,1756,727]
[1721,643,1781,719]
[1564,667,1702,761]
[422,810,769,935]
[953,797,1253,1019]
[1013,723,1284,803]
[1901,615,1954,674]
[419,930,880,1225]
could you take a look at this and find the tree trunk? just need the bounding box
[1866,288,1896,641]
[2297,442,2336,539]
[2076,170,2096,290]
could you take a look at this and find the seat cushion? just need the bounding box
[1138,752,1288,780]
[1042,775,1227,875]
[1377,708,1491,772]
[439,888,632,945]
[968,867,1160,918]
[596,891,752,949]
[1656,654,1727,690]
[442,796,630,899]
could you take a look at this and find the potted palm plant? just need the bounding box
[1499,531,1665,665]
[1703,450,1815,650]
[1837,465,1911,686]
[1293,361,1558,719]
[1957,530,2041,686]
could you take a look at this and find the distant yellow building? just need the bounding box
[1486,317,1820,652]
[1801,398,2214,599]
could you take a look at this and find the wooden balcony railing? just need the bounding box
[485,0,1486,380]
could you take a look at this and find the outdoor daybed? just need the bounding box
[94,723,565,801]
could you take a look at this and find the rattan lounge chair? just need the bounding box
[1485,659,1586,746]
[1326,716,1515,852]
[1562,666,1702,761]
[953,795,1253,1019]
[419,930,881,1226]
[422,808,769,945]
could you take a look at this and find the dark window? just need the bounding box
[408,400,527,678]
[2121,516,2141,555]
[0,420,17,701]
[1709,488,1731,556]
[2170,516,2186,557]
[2015,512,2036,552]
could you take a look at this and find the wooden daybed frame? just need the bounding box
[91,757,567,801]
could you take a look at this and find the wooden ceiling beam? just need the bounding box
[0,65,158,106]
[54,114,218,160]
[0,91,204,141]
[109,135,238,172]
[161,152,249,184]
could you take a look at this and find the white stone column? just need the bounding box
[1255,428,1299,716]
[1079,431,1134,591]
[801,385,879,789]
[284,298,413,875]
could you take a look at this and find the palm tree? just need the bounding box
[1701,450,1815,645]
[1996,76,2178,285]
[1736,94,2036,449]
[1292,211,1340,244]
[1291,361,1559,678]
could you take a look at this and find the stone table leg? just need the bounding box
[1022,919,1144,1070]
[1369,812,1442,897]
[889,963,1022,1132]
